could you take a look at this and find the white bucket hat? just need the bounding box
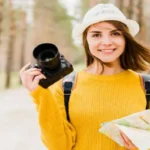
[72,3,139,42]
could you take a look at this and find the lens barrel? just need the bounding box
[33,43,60,69]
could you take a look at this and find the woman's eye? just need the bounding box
[92,34,101,37]
[112,32,121,36]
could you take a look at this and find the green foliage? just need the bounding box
[78,0,90,19]
[33,0,81,64]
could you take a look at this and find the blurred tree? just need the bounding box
[19,11,27,78]
[136,0,145,40]
[5,0,16,88]
[114,0,146,41]
[79,0,90,18]
[0,0,4,45]
[116,0,124,11]
[12,7,33,71]
[144,0,150,44]
[33,0,78,63]
[116,0,134,20]
[127,0,133,18]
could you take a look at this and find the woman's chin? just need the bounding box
[100,59,116,63]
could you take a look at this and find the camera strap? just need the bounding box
[62,73,150,122]
[62,72,76,122]
[140,74,150,109]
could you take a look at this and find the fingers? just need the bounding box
[25,67,41,73]
[20,62,31,73]
[120,132,128,148]
[120,131,131,149]
[120,131,138,149]
[33,74,46,84]
[29,74,46,92]
[28,70,42,76]
[25,68,46,80]
[19,63,46,92]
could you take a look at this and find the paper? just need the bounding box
[99,110,150,150]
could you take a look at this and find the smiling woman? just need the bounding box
[86,22,125,65]
[19,3,150,150]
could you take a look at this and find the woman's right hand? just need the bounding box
[120,131,138,150]
[19,63,46,92]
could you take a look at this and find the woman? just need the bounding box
[20,3,150,150]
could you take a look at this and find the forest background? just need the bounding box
[0,0,150,90]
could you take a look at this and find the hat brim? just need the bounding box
[72,19,139,43]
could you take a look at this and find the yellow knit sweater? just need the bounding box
[31,69,146,150]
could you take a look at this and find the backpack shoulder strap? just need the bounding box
[62,71,76,121]
[139,73,150,109]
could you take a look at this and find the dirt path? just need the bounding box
[0,87,46,150]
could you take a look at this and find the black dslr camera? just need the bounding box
[31,43,73,88]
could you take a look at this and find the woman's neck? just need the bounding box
[85,61,125,75]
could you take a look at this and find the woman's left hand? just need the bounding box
[120,131,138,150]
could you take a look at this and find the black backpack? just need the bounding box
[62,72,150,122]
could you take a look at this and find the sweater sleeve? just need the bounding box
[30,81,76,150]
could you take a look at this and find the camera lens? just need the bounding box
[33,43,60,69]
[39,50,55,62]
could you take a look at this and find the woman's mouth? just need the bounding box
[98,49,116,53]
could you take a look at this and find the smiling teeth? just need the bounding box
[102,49,114,52]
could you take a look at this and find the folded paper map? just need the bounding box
[99,110,150,150]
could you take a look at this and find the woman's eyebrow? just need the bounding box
[89,29,121,33]
[110,29,121,32]
[89,31,102,33]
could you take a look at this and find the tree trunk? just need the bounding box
[116,0,124,11]
[137,0,143,29]
[137,0,146,41]
[5,0,16,88]
[127,0,133,18]
[19,12,27,84]
[0,0,4,45]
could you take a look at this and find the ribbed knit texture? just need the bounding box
[31,69,146,150]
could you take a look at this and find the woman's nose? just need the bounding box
[101,36,113,45]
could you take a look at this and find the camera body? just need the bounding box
[32,43,73,88]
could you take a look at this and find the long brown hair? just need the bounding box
[82,20,150,72]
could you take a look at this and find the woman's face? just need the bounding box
[86,22,126,64]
